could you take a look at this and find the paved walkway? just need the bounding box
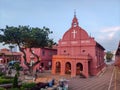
[112,66,120,90]
[18,65,120,90]
[68,65,120,90]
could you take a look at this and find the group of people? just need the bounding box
[39,66,44,73]
[58,79,69,90]
[36,65,44,73]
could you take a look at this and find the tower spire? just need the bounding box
[72,9,79,27]
[74,9,76,17]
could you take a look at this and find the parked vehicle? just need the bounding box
[8,60,20,66]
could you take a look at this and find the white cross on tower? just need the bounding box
[72,30,77,38]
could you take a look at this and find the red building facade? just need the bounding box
[0,48,21,64]
[115,41,120,66]
[21,48,57,70]
[52,14,105,77]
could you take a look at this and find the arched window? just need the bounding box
[65,62,71,74]
[56,62,61,73]
[76,63,83,75]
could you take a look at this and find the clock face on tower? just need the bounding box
[73,23,77,27]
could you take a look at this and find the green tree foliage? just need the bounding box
[106,51,113,62]
[0,25,55,70]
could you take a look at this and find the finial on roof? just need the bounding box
[74,9,76,17]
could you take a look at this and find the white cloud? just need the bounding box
[96,26,120,51]
[101,26,120,33]
[108,32,115,40]
[98,26,120,40]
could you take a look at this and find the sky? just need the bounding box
[0,0,120,51]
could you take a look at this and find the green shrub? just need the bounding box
[20,87,26,90]
[9,88,19,90]
[0,78,13,84]
[0,75,13,84]
[21,82,36,89]
[0,87,6,90]
[1,76,14,79]
[0,72,4,76]
[13,74,18,88]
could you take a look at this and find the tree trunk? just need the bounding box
[29,48,40,67]
[18,44,30,69]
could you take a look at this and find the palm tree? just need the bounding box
[14,63,21,76]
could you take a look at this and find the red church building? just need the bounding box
[52,14,105,78]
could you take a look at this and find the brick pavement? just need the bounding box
[36,71,71,84]
[68,65,114,90]
[114,66,120,90]
[20,65,120,90]
[32,65,115,90]
[105,66,120,90]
